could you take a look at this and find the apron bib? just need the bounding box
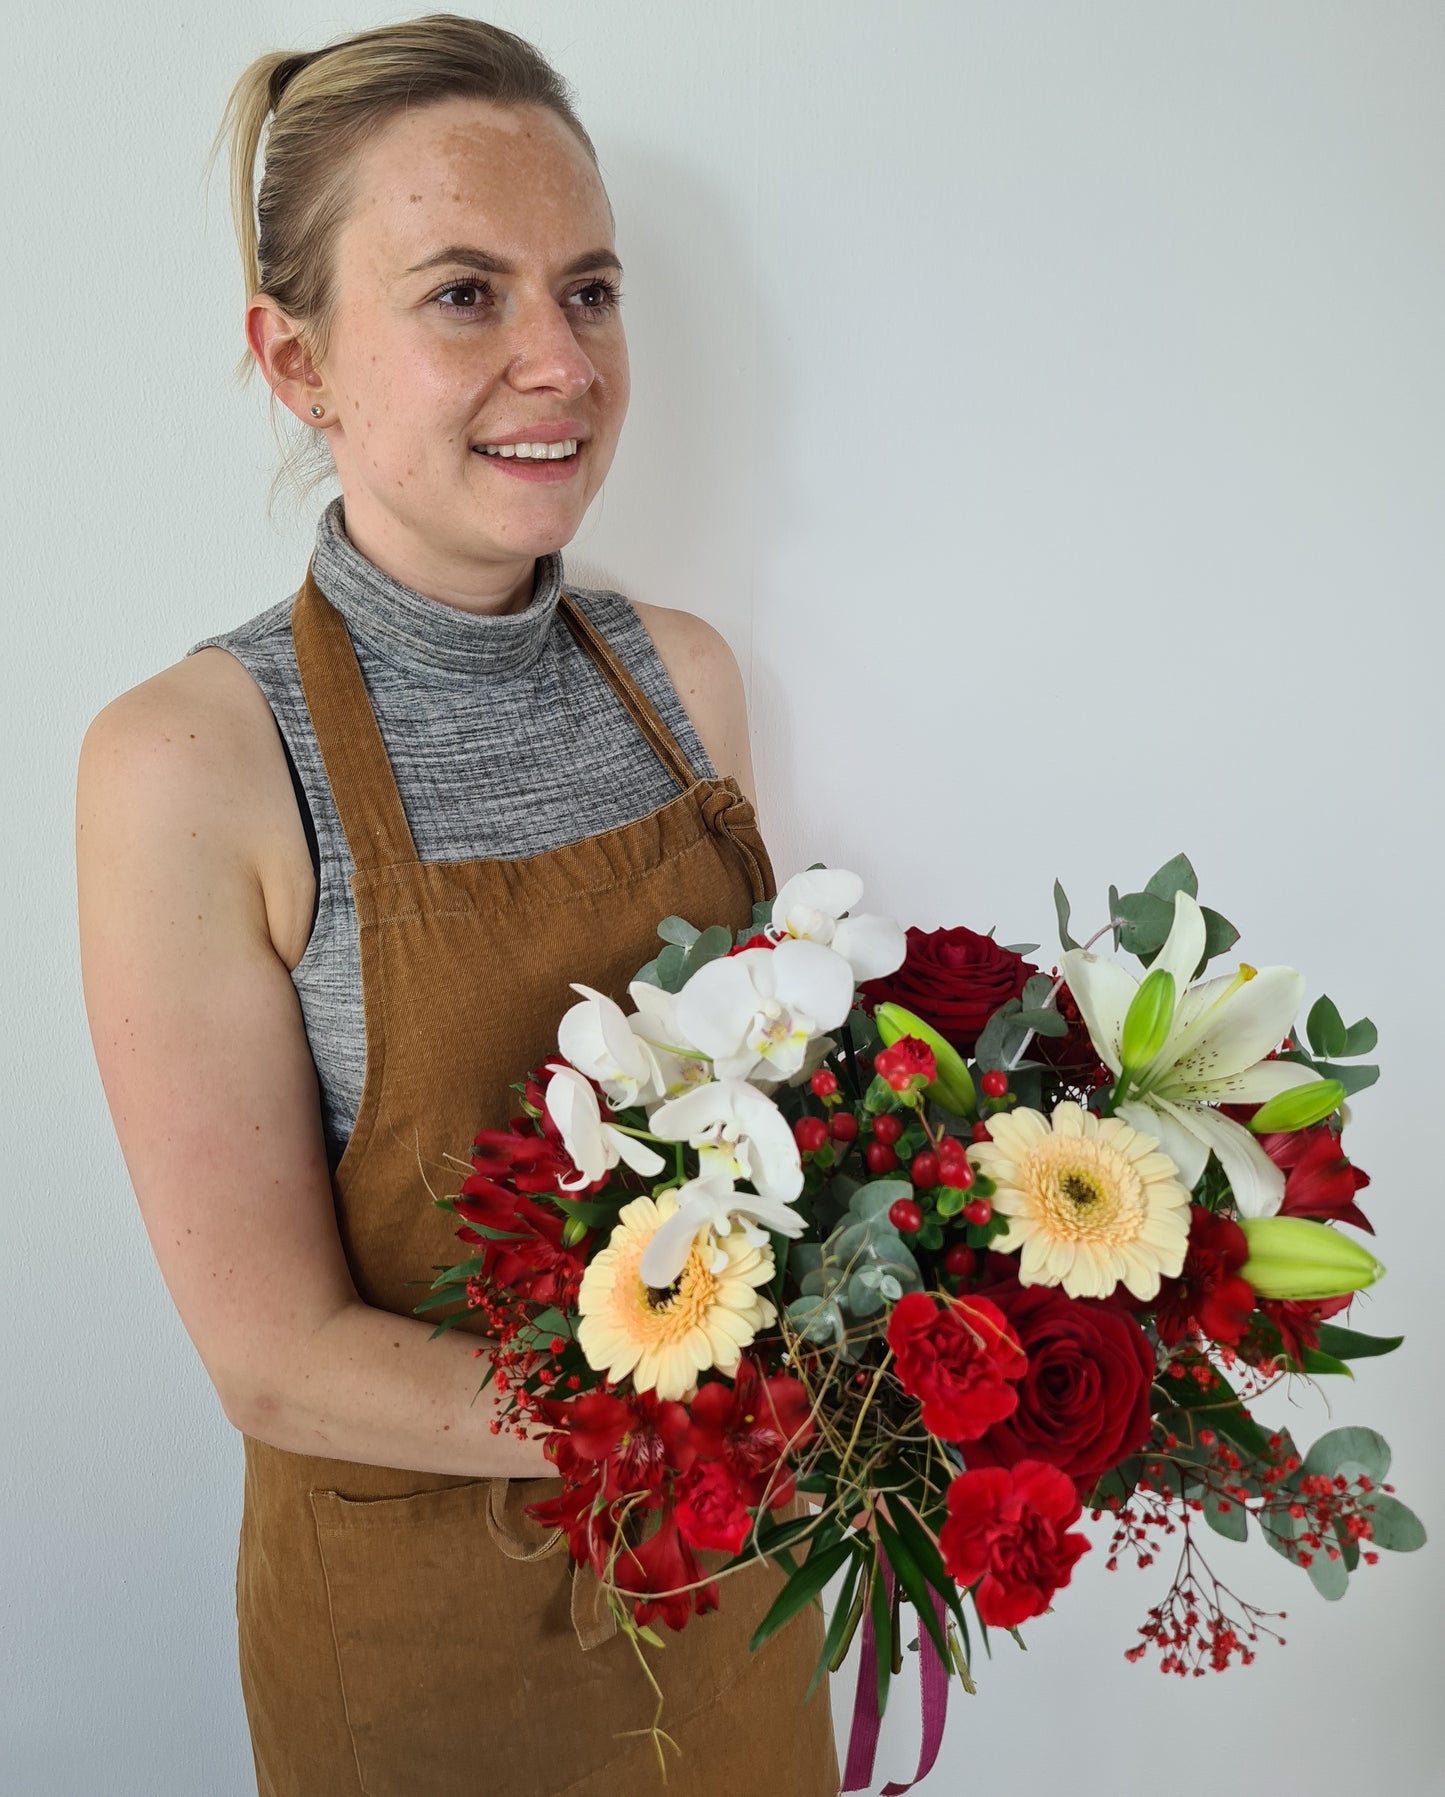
[233,566,840,1797]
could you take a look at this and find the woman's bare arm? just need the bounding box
[76,653,551,1480]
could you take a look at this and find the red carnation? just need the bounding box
[616,1503,720,1632]
[674,1460,754,1554]
[965,1265,1155,1494]
[938,1460,1090,1628]
[860,925,1036,1057]
[1263,1125,1374,1234]
[1154,1206,1257,1348]
[688,1355,815,1510]
[886,1292,1027,1442]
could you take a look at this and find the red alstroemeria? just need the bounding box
[453,1179,591,1310]
[674,1460,753,1554]
[1256,1292,1354,1365]
[525,1467,612,1571]
[616,1502,720,1632]
[885,1291,1027,1442]
[688,1354,815,1509]
[938,1460,1090,1628]
[540,1390,696,1507]
[1261,1125,1374,1234]
[1154,1206,1258,1349]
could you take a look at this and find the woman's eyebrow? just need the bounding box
[403,245,623,278]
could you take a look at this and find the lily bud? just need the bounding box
[561,1216,590,1249]
[1120,968,1176,1075]
[1248,1078,1346,1136]
[1238,1216,1385,1301]
[873,1002,977,1115]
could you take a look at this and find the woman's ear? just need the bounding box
[245,295,322,422]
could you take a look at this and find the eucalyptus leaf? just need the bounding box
[655,942,688,993]
[1301,1426,1391,1486]
[1022,974,1056,1010]
[1200,907,1240,963]
[1053,879,1080,952]
[1114,890,1174,957]
[1203,1489,1248,1543]
[1312,1058,1380,1097]
[1013,1007,1070,1038]
[1342,1017,1379,1057]
[1359,1493,1427,1553]
[1307,995,1349,1060]
[1000,943,1040,956]
[655,915,701,948]
[1304,1543,1350,1601]
[1144,853,1199,903]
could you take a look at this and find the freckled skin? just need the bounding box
[247,98,629,616]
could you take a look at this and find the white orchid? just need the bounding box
[542,1064,667,1190]
[768,867,907,984]
[638,1171,803,1289]
[622,980,715,1104]
[556,984,667,1109]
[674,937,854,1081]
[647,1077,804,1206]
[1060,891,1323,1218]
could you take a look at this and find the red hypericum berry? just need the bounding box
[793,1116,829,1153]
[888,1198,924,1233]
[971,1121,993,1143]
[910,1150,941,1189]
[865,1141,900,1175]
[943,1243,977,1279]
[963,1197,993,1226]
[980,1070,1009,1099]
[944,1160,975,1191]
[872,1114,904,1146]
[829,1111,859,1143]
[810,1068,839,1098]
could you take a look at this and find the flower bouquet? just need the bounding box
[416,854,1423,1790]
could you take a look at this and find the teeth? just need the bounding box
[477,438,579,459]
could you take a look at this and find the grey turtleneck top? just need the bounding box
[186,495,714,1172]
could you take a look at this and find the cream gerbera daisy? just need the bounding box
[576,1191,777,1401]
[969,1100,1191,1301]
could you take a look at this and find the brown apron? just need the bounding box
[234,566,841,1797]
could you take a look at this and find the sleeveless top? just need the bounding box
[185,496,716,1172]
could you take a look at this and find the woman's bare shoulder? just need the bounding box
[627,598,758,805]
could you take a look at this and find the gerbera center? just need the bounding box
[1061,1171,1104,1209]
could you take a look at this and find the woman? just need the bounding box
[76,15,840,1796]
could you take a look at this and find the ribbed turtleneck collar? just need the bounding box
[309,494,565,678]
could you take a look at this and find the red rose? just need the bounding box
[938,1461,1090,1628]
[886,1292,1027,1442]
[874,1036,938,1092]
[860,925,1036,1056]
[1154,1206,1257,1348]
[964,1269,1155,1494]
[674,1460,753,1554]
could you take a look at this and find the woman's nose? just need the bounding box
[502,290,597,396]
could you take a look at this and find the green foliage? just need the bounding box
[786,1182,924,1361]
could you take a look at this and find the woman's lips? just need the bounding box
[471,445,583,484]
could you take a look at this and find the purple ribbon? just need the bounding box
[841,1561,951,1794]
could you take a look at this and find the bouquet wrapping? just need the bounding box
[416,854,1423,1789]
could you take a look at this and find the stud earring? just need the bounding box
[310,404,324,419]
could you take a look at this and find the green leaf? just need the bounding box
[1108,884,1122,951]
[1144,854,1199,903]
[1302,1426,1391,1486]
[1359,1493,1427,1553]
[874,1515,951,1664]
[1056,884,1078,956]
[411,1288,471,1315]
[655,915,700,948]
[808,1548,865,1701]
[748,1537,856,1652]
[1342,1017,1378,1057]
[1113,891,1174,958]
[1307,995,1348,1059]
[868,1551,893,1716]
[1203,1489,1248,1543]
[683,924,734,977]
[886,1498,969,1634]
[1297,1348,1354,1379]
[1022,974,1057,1010]
[1305,1543,1350,1601]
[1200,907,1239,963]
[655,942,688,992]
[1311,1058,1381,1097]
[1312,1324,1403,1361]
[1013,1006,1070,1038]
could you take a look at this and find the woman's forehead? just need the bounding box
[343,100,611,273]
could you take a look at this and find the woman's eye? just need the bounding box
[436,280,493,314]
[433,276,622,318]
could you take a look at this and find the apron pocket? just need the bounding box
[310,1477,617,1797]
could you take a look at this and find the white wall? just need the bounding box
[5,3,1442,1792]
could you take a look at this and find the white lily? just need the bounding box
[1060,891,1322,1218]
[674,936,854,1081]
[623,980,715,1105]
[556,984,667,1109]
[768,866,907,984]
[542,1064,668,1190]
[647,1077,805,1207]
[638,1171,802,1289]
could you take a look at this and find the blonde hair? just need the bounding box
[206,13,607,508]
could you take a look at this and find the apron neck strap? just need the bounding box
[558,593,699,793]
[291,563,419,870]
